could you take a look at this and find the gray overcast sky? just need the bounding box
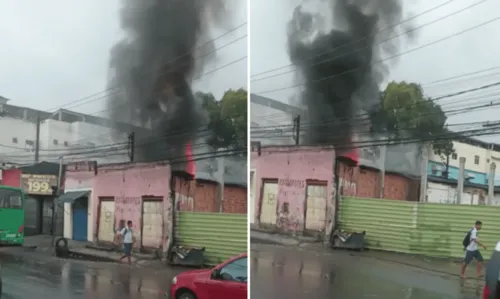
[250,0,500,143]
[0,0,247,117]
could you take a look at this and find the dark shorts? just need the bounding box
[123,243,132,256]
[464,250,483,264]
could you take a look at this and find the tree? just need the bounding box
[197,88,247,149]
[370,81,455,159]
[219,88,247,149]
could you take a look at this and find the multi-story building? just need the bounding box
[426,137,500,204]
[250,93,301,146]
[0,96,140,167]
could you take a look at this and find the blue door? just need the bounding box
[72,208,88,241]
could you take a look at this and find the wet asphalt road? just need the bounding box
[250,244,483,299]
[0,253,182,299]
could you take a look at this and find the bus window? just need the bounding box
[0,189,23,208]
[9,196,22,208]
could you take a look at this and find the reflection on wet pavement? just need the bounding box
[250,244,483,299]
[0,254,182,298]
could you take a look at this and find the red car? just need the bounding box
[169,253,247,299]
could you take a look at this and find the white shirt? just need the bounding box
[120,227,134,244]
[467,228,478,251]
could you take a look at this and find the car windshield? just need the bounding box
[0,188,22,209]
[220,257,247,283]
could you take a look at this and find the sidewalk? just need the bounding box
[250,228,320,246]
[1,235,164,269]
[251,229,467,278]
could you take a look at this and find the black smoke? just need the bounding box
[287,0,411,148]
[107,0,230,163]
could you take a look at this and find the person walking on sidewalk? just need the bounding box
[117,220,136,265]
[461,220,487,278]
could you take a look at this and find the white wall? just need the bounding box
[425,182,500,205]
[0,117,37,164]
[250,102,295,146]
[428,141,490,173]
[0,116,129,165]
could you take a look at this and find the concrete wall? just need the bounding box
[251,146,335,231]
[92,163,171,248]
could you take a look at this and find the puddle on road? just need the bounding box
[0,256,176,298]
[251,252,483,299]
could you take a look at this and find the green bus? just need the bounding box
[0,185,24,245]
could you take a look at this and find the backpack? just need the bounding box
[463,229,472,249]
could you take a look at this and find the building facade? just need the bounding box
[250,93,300,146]
[0,96,140,166]
[426,138,500,204]
[1,162,64,236]
[62,157,247,249]
[250,145,418,235]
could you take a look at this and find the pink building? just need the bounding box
[63,161,171,250]
[250,145,418,235]
[250,146,335,234]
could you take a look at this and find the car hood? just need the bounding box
[178,268,211,280]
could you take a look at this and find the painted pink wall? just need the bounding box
[1,169,21,187]
[251,146,335,232]
[91,163,171,248]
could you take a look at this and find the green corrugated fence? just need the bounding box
[339,197,500,259]
[175,212,247,265]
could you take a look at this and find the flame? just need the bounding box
[185,142,196,177]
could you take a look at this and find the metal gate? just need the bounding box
[98,199,115,242]
[260,182,278,225]
[141,199,163,248]
[175,212,247,265]
[305,184,327,231]
[24,197,40,236]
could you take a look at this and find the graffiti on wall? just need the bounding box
[339,178,356,196]
[114,196,142,242]
[175,192,194,211]
[339,164,357,196]
[115,196,141,214]
[276,178,305,232]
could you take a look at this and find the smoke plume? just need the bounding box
[287,0,411,148]
[107,0,231,163]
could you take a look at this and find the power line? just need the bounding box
[254,14,500,95]
[250,0,458,79]
[253,126,500,153]
[43,22,248,113]
[252,0,484,84]
[250,82,500,133]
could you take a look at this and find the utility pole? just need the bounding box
[419,144,429,202]
[35,113,41,162]
[216,155,225,212]
[488,162,496,205]
[128,132,135,162]
[293,115,300,145]
[51,156,63,247]
[445,152,450,179]
[457,157,466,204]
[377,145,386,198]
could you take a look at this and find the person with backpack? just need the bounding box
[461,220,487,279]
[117,220,136,265]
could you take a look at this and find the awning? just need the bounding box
[56,191,90,204]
